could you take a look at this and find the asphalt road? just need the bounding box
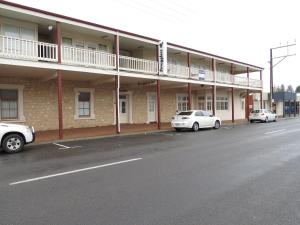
[1,118,300,225]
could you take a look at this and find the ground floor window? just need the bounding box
[216,96,229,110]
[197,96,206,110]
[75,88,95,119]
[206,96,212,111]
[177,94,188,111]
[0,89,18,120]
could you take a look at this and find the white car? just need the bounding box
[249,109,277,123]
[171,110,221,131]
[0,123,35,154]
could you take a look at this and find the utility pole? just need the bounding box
[269,42,296,110]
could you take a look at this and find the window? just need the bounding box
[178,111,193,115]
[195,111,204,116]
[216,96,229,110]
[177,94,188,111]
[98,44,107,52]
[62,37,73,46]
[78,92,90,117]
[198,96,206,110]
[0,89,18,120]
[75,88,95,119]
[206,96,212,111]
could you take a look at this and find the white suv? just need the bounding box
[249,109,277,123]
[0,123,35,154]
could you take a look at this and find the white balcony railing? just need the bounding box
[216,72,233,84]
[234,76,249,86]
[249,78,262,88]
[0,35,58,62]
[167,63,189,78]
[62,45,116,69]
[119,55,158,74]
[190,67,214,81]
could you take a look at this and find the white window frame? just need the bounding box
[197,95,206,110]
[0,16,38,40]
[176,93,189,112]
[206,95,212,111]
[216,95,229,111]
[74,88,95,120]
[0,84,25,122]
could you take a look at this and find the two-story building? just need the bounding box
[0,1,264,140]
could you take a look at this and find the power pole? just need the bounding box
[269,42,296,110]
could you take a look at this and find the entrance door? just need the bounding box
[119,94,129,123]
[147,93,157,122]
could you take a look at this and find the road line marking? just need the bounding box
[264,129,286,135]
[58,146,82,150]
[53,143,71,149]
[9,158,142,186]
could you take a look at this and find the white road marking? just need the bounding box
[264,129,286,135]
[53,143,71,149]
[53,143,82,149]
[9,158,142,186]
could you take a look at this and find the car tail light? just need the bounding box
[182,117,190,119]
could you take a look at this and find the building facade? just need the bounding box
[0,1,264,139]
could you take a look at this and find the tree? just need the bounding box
[296,85,300,93]
[286,85,294,93]
[280,84,285,92]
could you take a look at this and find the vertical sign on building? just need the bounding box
[158,41,167,75]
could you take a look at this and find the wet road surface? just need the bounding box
[1,118,300,225]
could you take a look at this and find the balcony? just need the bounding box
[62,45,116,69]
[190,67,214,82]
[119,55,158,74]
[167,63,189,79]
[0,35,58,62]
[0,35,262,89]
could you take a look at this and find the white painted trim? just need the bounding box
[176,93,189,111]
[113,90,133,124]
[0,84,25,121]
[146,92,157,123]
[74,88,95,120]
[0,59,262,92]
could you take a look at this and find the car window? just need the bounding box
[178,111,193,115]
[202,111,212,117]
[195,111,204,116]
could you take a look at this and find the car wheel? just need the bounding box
[214,120,220,129]
[175,128,182,132]
[1,134,25,154]
[250,120,254,123]
[192,122,199,132]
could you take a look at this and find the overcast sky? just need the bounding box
[9,0,299,91]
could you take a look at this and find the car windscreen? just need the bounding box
[178,111,193,115]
